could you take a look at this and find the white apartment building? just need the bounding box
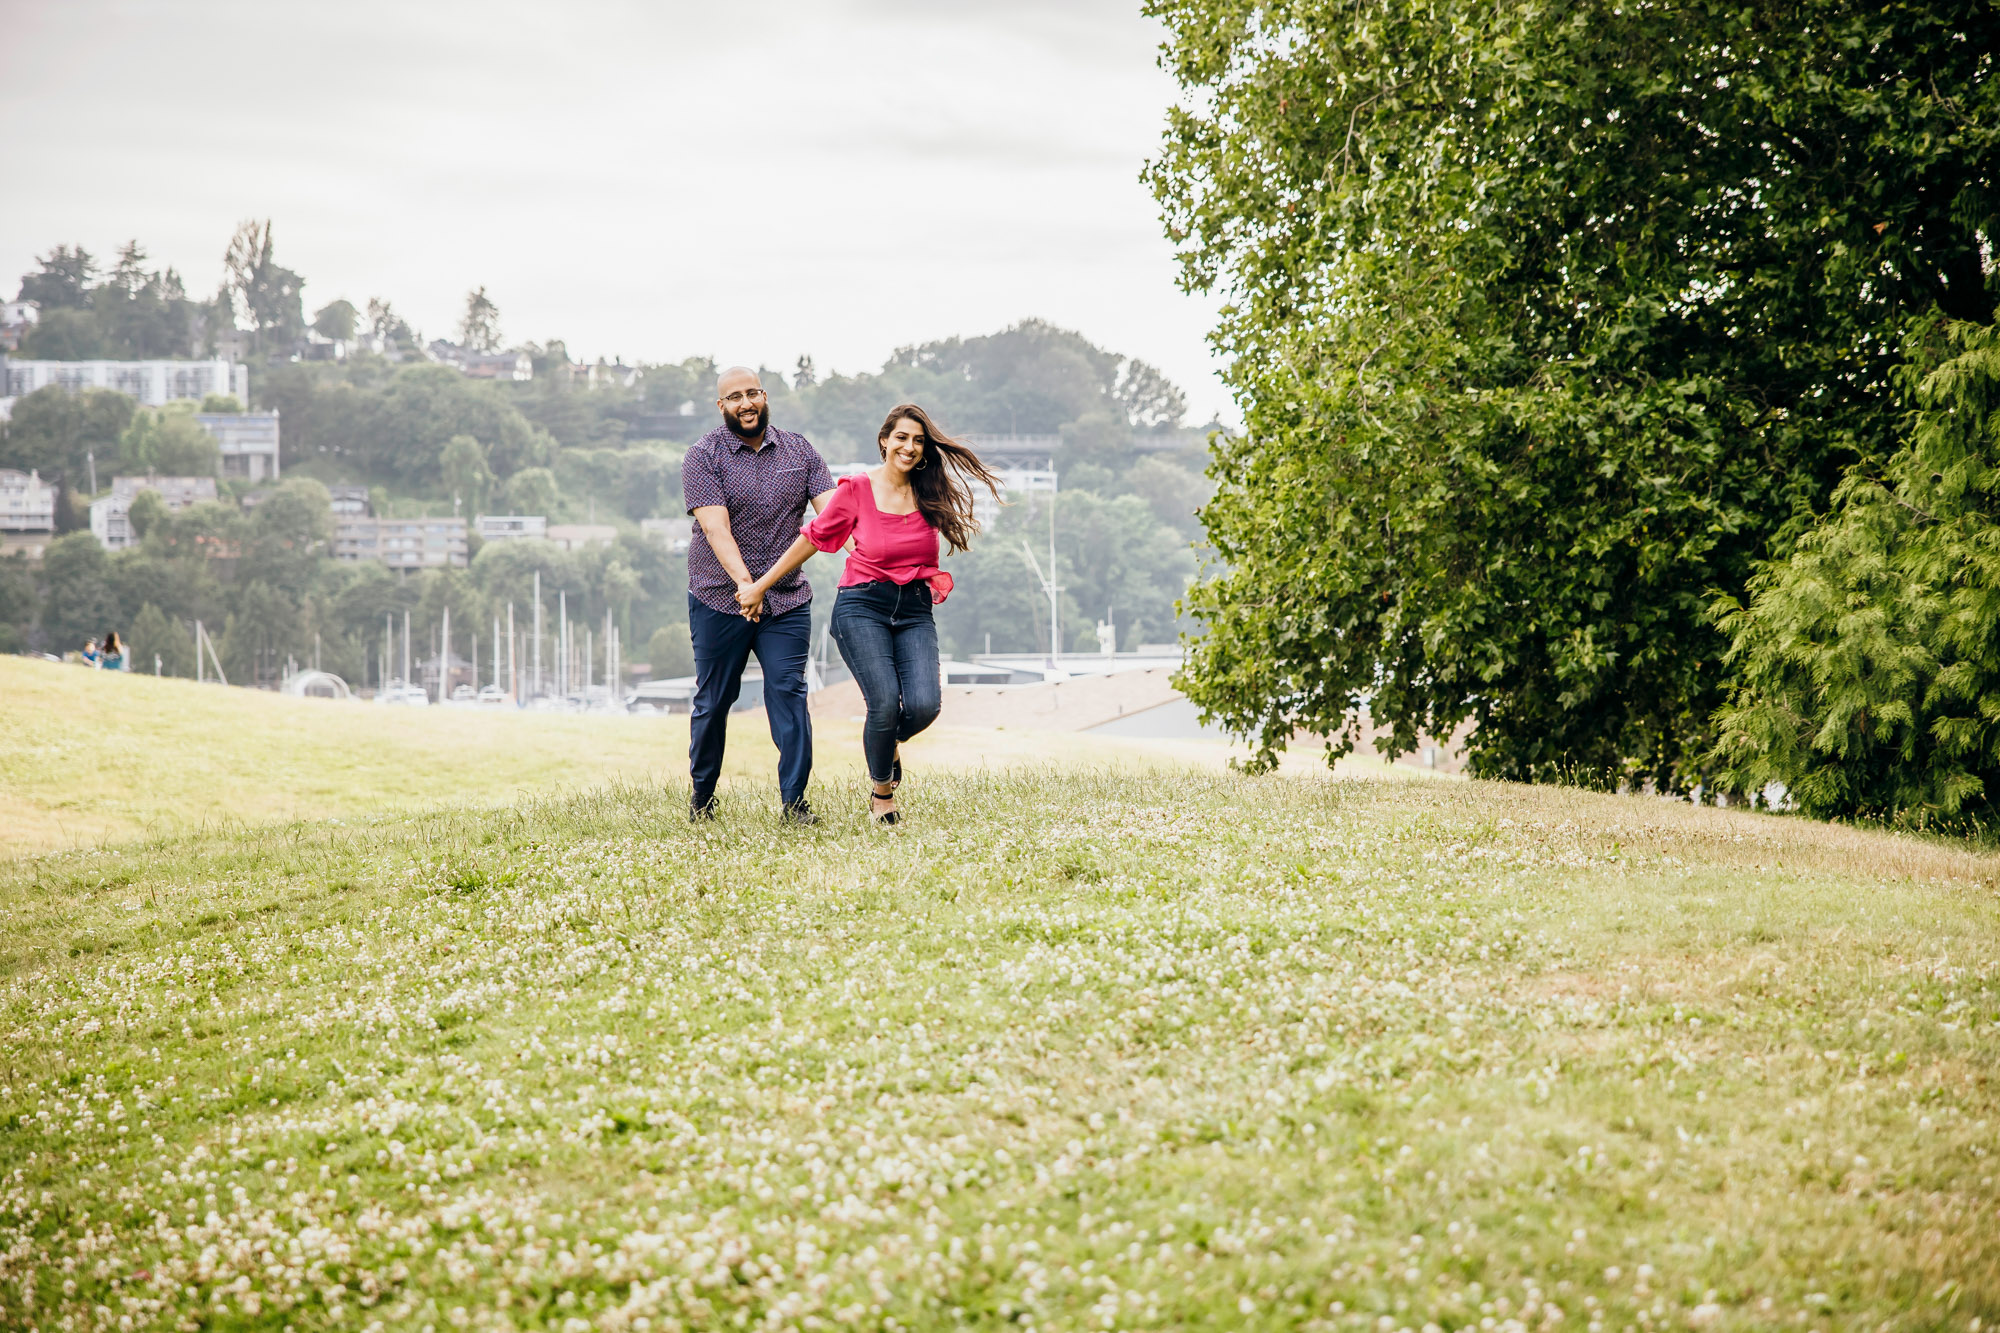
[334,516,468,569]
[89,475,219,550]
[0,468,55,532]
[474,514,547,542]
[196,410,281,482]
[1,358,249,413]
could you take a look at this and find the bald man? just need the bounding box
[682,366,836,822]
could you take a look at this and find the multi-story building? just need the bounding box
[328,484,371,517]
[0,468,55,532]
[474,514,547,542]
[89,475,219,550]
[1,358,248,412]
[195,410,281,482]
[334,516,468,569]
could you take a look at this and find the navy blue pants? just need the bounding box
[830,581,941,784]
[688,595,813,808]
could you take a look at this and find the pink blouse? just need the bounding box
[802,474,955,603]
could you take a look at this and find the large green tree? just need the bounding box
[39,533,118,652]
[1146,0,2000,782]
[1714,317,2000,824]
[1,386,135,486]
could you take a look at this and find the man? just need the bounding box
[683,365,835,822]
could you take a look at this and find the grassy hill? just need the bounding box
[0,656,716,858]
[3,665,1999,1330]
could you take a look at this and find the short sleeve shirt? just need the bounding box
[682,424,835,616]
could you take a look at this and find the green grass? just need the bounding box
[0,656,740,857]
[3,763,1998,1332]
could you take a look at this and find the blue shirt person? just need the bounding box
[682,365,835,822]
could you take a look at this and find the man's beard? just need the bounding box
[723,405,769,439]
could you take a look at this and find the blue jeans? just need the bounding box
[688,594,813,808]
[830,581,941,784]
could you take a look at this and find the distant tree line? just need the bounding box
[4,227,1220,671]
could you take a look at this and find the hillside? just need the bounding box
[0,657,1335,858]
[3,744,1998,1328]
[0,657,704,856]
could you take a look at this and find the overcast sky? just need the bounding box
[0,0,1234,423]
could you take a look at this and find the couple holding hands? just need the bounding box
[683,365,1002,826]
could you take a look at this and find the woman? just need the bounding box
[742,404,1001,824]
[99,630,127,672]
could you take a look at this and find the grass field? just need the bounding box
[3,665,2000,1332]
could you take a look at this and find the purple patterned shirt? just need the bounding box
[682,424,836,617]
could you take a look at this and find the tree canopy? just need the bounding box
[1715,317,2000,825]
[1146,0,2000,782]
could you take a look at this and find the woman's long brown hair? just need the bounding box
[877,403,1004,554]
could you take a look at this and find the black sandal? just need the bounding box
[870,781,900,826]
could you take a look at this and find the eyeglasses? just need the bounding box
[720,388,767,405]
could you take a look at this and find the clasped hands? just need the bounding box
[734,579,766,621]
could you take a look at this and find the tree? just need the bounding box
[126,490,169,542]
[0,553,36,654]
[460,287,502,353]
[119,407,219,476]
[244,479,332,599]
[17,245,95,309]
[440,434,493,514]
[127,602,196,677]
[618,450,675,521]
[224,220,305,350]
[313,299,358,342]
[0,386,135,484]
[39,532,118,652]
[645,623,694,678]
[366,297,414,351]
[219,580,305,686]
[1145,0,2000,780]
[362,364,553,483]
[1123,457,1212,541]
[505,467,559,517]
[1713,318,2000,825]
[1115,360,1187,432]
[16,309,105,360]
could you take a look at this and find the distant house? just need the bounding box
[328,484,371,517]
[334,516,468,569]
[1,359,249,417]
[474,514,547,542]
[426,340,532,382]
[196,410,281,483]
[640,517,693,552]
[546,523,617,552]
[90,475,219,550]
[0,468,55,532]
[0,301,37,352]
[564,359,641,390]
